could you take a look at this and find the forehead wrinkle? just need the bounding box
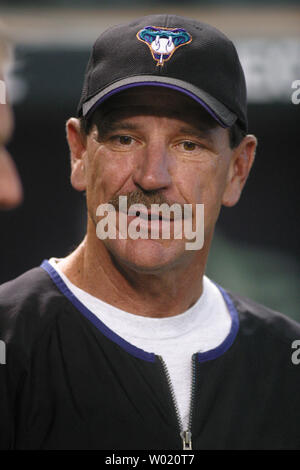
[102,120,139,132]
[92,104,217,137]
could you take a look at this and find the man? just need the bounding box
[0,26,23,209]
[0,15,299,450]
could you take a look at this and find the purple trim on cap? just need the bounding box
[86,81,228,128]
[40,260,156,363]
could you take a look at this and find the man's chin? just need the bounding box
[102,237,189,273]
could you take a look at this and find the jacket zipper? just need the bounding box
[158,353,197,450]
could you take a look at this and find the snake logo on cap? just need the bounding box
[137,26,192,67]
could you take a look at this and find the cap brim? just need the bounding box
[81,75,237,128]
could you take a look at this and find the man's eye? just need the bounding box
[182,141,197,151]
[116,135,133,145]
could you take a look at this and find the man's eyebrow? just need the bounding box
[94,117,142,137]
[178,126,214,142]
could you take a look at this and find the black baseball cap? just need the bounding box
[77,14,248,132]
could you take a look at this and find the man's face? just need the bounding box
[68,87,255,272]
[0,73,22,209]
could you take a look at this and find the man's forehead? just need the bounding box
[92,86,218,129]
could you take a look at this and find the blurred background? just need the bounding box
[0,0,299,320]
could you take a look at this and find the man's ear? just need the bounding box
[66,118,87,192]
[222,134,257,207]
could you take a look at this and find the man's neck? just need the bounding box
[58,232,210,319]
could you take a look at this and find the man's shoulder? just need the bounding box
[0,265,62,306]
[0,266,67,343]
[227,288,300,345]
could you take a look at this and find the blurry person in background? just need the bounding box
[0,24,23,209]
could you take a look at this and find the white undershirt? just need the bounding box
[48,257,232,431]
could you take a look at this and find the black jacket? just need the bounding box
[0,262,299,450]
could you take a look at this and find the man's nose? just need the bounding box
[132,140,173,191]
[0,148,23,209]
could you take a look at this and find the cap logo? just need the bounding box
[137,26,192,67]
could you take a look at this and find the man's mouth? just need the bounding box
[118,207,176,221]
[136,210,175,222]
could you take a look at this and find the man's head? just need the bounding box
[66,15,256,272]
[0,24,22,210]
